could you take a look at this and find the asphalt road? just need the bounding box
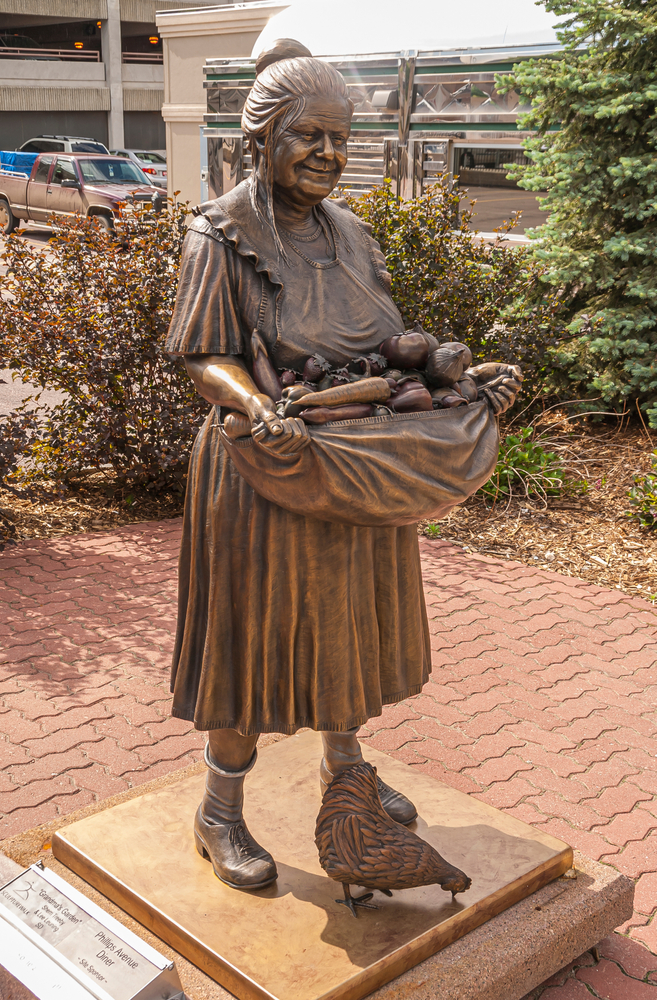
[462,185,549,234]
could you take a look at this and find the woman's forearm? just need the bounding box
[184,354,261,415]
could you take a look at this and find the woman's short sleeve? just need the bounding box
[164,221,246,356]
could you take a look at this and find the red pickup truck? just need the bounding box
[0,152,162,235]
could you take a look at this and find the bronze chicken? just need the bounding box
[315,762,471,916]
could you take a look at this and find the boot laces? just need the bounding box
[376,775,392,798]
[229,821,253,856]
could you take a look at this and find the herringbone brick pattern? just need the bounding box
[1,523,656,998]
[0,521,204,837]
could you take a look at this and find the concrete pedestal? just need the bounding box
[52,731,578,1000]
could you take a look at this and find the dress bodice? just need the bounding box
[270,205,403,370]
[164,179,404,375]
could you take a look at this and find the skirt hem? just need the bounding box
[172,679,429,735]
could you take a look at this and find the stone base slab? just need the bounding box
[372,849,633,1000]
[52,731,573,1000]
[0,847,634,1000]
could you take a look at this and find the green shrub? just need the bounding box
[627,451,657,529]
[348,177,566,404]
[478,426,581,501]
[0,206,208,490]
[498,0,657,426]
[424,523,441,539]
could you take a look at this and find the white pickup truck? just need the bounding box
[0,151,162,234]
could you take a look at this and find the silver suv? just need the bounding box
[19,135,109,155]
[110,149,167,190]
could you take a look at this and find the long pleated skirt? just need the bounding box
[170,412,431,734]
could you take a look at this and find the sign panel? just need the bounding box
[0,865,184,1000]
[0,915,92,1000]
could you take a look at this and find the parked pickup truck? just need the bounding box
[0,151,163,235]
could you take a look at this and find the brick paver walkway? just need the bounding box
[1,521,657,998]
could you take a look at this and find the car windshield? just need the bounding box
[78,158,147,185]
[22,141,62,153]
[71,142,108,154]
[135,152,166,164]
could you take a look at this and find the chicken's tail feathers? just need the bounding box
[315,762,382,837]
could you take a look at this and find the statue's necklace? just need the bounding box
[282,222,322,242]
[281,210,336,266]
[281,229,338,268]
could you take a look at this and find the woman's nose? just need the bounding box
[316,134,336,160]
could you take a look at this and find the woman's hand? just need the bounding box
[480,377,523,416]
[466,363,523,416]
[246,393,284,437]
[252,413,310,454]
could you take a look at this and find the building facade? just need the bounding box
[155,1,286,203]
[0,0,231,151]
[202,43,560,203]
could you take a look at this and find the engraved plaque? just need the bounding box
[0,864,186,1000]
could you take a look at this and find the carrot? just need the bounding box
[284,377,390,417]
[299,403,373,424]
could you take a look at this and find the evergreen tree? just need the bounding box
[500,0,657,425]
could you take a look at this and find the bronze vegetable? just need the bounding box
[390,387,433,413]
[455,375,478,402]
[299,403,374,424]
[431,387,466,408]
[283,377,390,418]
[355,352,388,377]
[303,354,332,383]
[425,342,473,388]
[380,331,430,369]
[224,412,252,439]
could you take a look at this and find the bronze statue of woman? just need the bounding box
[164,42,520,891]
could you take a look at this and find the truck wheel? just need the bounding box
[0,198,17,235]
[90,213,113,232]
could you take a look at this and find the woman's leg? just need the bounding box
[321,727,418,826]
[195,729,278,889]
[208,729,258,774]
[320,727,364,778]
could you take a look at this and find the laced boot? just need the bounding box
[320,727,417,826]
[194,743,278,890]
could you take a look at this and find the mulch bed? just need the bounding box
[423,417,656,602]
[1,418,655,602]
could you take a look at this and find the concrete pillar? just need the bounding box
[101,0,124,148]
[157,2,289,204]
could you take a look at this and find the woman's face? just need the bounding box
[271,95,351,208]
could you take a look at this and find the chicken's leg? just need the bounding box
[336,884,377,917]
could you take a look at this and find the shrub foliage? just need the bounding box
[0,207,208,489]
[627,450,657,529]
[478,426,579,502]
[348,177,565,402]
[0,180,564,494]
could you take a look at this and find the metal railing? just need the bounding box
[0,46,100,61]
[0,166,29,178]
[122,52,163,63]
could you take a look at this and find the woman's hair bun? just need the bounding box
[255,38,313,76]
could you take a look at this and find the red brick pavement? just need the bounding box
[1,523,657,998]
